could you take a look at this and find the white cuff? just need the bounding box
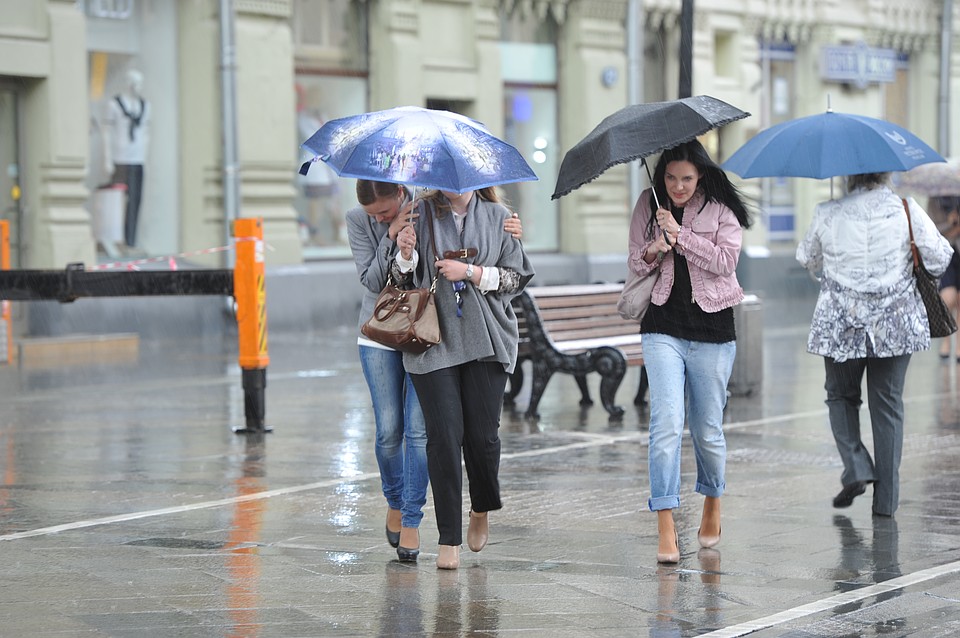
[478,265,499,292]
[396,250,419,273]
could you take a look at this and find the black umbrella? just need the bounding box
[551,95,750,200]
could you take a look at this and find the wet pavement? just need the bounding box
[1,295,959,637]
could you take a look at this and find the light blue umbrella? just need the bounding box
[299,106,537,193]
[722,109,945,180]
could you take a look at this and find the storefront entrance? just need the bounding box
[0,86,23,267]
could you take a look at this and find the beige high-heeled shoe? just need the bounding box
[657,530,680,564]
[436,544,460,570]
[697,526,721,549]
[467,511,488,552]
[698,496,721,548]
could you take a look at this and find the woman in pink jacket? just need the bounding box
[627,140,752,564]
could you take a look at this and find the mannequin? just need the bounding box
[103,69,150,249]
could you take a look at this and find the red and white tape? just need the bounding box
[88,238,266,271]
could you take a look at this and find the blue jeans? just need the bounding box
[643,333,736,511]
[358,345,429,528]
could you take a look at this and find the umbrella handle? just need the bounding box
[642,159,661,210]
[641,158,667,243]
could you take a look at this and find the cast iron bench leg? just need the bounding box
[525,359,554,418]
[635,365,649,405]
[594,346,627,419]
[574,375,593,406]
[504,359,526,405]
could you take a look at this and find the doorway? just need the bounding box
[0,87,23,267]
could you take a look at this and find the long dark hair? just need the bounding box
[647,140,753,236]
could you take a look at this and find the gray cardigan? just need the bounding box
[345,202,399,333]
[399,195,535,375]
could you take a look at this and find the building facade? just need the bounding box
[0,0,956,269]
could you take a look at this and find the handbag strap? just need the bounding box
[902,198,922,270]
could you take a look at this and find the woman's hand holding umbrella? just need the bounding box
[397,225,417,261]
[644,209,673,262]
[387,203,418,242]
[656,208,681,250]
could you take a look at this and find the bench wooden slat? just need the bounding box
[549,326,642,342]
[543,316,638,331]
[533,293,622,309]
[526,284,623,297]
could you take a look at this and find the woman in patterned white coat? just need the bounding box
[797,171,953,516]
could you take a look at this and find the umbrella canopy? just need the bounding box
[895,157,960,196]
[551,95,750,200]
[722,110,945,180]
[300,106,537,193]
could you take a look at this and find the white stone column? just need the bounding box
[557,0,630,255]
[369,0,423,108]
[178,0,302,267]
[24,0,95,268]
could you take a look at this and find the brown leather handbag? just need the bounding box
[361,206,442,354]
[904,198,958,339]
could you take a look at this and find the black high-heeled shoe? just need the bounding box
[385,525,400,548]
[385,509,401,547]
[397,545,420,562]
[397,527,419,561]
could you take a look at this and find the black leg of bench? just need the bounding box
[595,346,627,419]
[504,359,526,405]
[574,375,593,406]
[525,359,554,419]
[635,365,649,405]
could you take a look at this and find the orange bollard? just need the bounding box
[0,221,11,365]
[232,217,270,433]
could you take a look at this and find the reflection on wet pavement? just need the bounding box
[1,303,959,636]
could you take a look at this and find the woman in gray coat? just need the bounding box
[394,187,534,569]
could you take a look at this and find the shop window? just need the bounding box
[882,57,910,127]
[293,0,368,259]
[714,31,737,80]
[85,1,179,260]
[760,40,796,242]
[292,0,367,70]
[498,5,559,252]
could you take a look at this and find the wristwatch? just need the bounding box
[465,264,475,280]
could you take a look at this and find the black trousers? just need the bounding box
[112,163,144,247]
[410,360,506,546]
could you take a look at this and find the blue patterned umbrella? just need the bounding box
[722,110,945,179]
[299,106,537,193]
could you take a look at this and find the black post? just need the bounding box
[235,368,271,434]
[678,0,694,98]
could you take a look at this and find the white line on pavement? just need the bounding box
[700,560,960,637]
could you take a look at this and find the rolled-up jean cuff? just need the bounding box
[696,481,725,498]
[648,495,680,511]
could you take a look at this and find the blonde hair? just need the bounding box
[422,187,504,218]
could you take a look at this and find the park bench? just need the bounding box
[505,283,647,419]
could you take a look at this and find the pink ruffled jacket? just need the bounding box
[627,188,744,313]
